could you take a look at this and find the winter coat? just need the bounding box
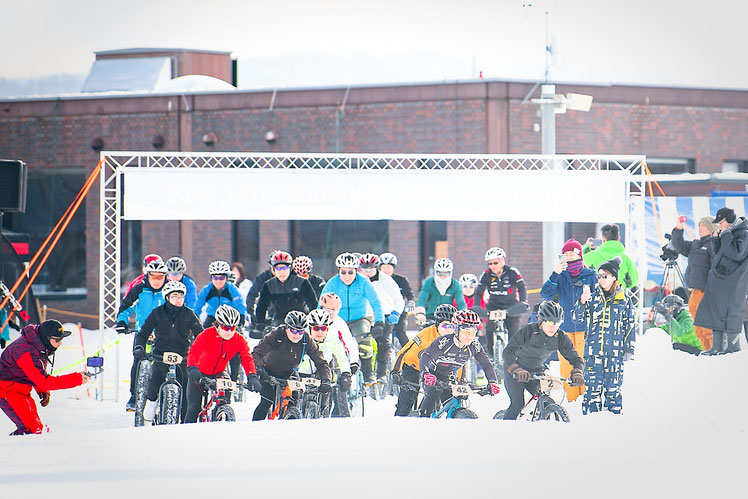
[330,315,360,364]
[298,330,351,375]
[669,229,713,291]
[391,273,415,303]
[320,274,384,324]
[393,324,441,372]
[540,267,598,332]
[581,240,639,289]
[195,282,247,320]
[419,333,497,383]
[694,217,748,334]
[417,277,466,317]
[367,270,405,316]
[0,325,84,395]
[658,309,703,351]
[135,302,203,357]
[253,275,318,327]
[503,322,584,373]
[475,267,527,311]
[307,274,326,299]
[117,280,166,331]
[246,268,274,312]
[252,326,332,381]
[572,283,635,359]
[186,326,256,376]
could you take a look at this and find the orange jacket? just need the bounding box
[393,325,441,372]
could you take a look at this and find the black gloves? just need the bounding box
[338,372,352,392]
[349,362,359,375]
[133,345,145,360]
[570,368,585,386]
[115,321,129,334]
[39,392,50,407]
[318,381,332,394]
[246,374,262,392]
[371,322,385,337]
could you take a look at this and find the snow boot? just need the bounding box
[701,331,725,356]
[125,395,137,412]
[724,332,741,354]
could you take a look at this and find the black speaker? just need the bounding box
[0,160,27,213]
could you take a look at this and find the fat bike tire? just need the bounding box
[451,408,478,419]
[493,409,507,420]
[213,404,236,422]
[283,407,303,420]
[159,385,181,425]
[134,359,152,428]
[540,403,569,422]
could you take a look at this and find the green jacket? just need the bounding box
[417,277,466,317]
[658,309,703,351]
[582,240,639,289]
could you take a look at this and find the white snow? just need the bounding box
[0,326,745,498]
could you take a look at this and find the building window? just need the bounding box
[421,221,447,279]
[722,160,748,173]
[234,221,260,278]
[292,221,388,279]
[646,157,695,174]
[10,169,86,297]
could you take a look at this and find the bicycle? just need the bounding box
[133,333,153,426]
[262,374,308,420]
[407,379,491,419]
[197,376,237,422]
[320,370,354,418]
[370,325,401,400]
[140,352,185,426]
[487,302,529,383]
[493,374,573,422]
[297,376,324,419]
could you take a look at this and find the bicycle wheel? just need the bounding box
[134,359,152,428]
[492,409,507,420]
[335,386,351,418]
[213,404,236,422]
[303,401,320,419]
[234,369,245,403]
[282,407,303,420]
[540,403,569,422]
[159,384,181,425]
[451,408,478,419]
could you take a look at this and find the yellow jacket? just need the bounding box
[393,325,441,372]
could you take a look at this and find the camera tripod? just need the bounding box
[659,258,689,302]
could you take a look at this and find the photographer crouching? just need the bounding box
[651,295,702,355]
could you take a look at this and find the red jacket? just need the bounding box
[186,327,257,376]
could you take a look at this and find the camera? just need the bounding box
[86,356,104,377]
[660,233,680,262]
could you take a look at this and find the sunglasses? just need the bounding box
[149,273,166,280]
[339,270,355,275]
[543,321,562,327]
[458,326,478,334]
[435,271,451,277]
[48,336,64,342]
[218,324,237,332]
[440,323,457,330]
[212,275,227,281]
[597,273,614,280]
[311,325,329,332]
[274,264,290,271]
[289,328,305,336]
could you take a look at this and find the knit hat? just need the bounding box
[598,257,621,278]
[561,238,583,257]
[713,207,736,224]
[698,216,717,233]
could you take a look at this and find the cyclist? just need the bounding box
[194,260,247,328]
[184,305,261,423]
[418,310,500,417]
[245,250,286,324]
[116,259,168,411]
[358,253,404,381]
[135,281,203,423]
[392,304,456,416]
[292,255,326,298]
[502,300,585,420]
[125,253,162,295]
[319,292,360,373]
[378,252,416,347]
[319,252,385,383]
[474,247,528,357]
[165,256,198,310]
[414,258,466,327]
[251,311,332,420]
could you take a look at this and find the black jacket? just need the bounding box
[670,228,713,290]
[252,326,331,381]
[475,267,527,311]
[503,322,583,373]
[307,274,326,299]
[253,275,318,327]
[246,268,274,313]
[135,302,203,357]
[391,273,415,302]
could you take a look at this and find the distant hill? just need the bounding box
[0,74,86,98]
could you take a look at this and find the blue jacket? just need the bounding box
[195,282,247,319]
[179,274,198,311]
[117,281,166,331]
[540,267,598,333]
[320,274,384,323]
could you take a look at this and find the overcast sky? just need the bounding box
[2,0,745,91]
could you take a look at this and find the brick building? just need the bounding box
[2,48,748,327]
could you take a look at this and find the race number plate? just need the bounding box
[162,352,183,365]
[216,379,236,391]
[539,376,564,392]
[302,377,321,387]
[450,384,472,397]
[489,310,507,321]
[287,379,305,391]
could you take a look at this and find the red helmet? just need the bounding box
[452,309,481,327]
[359,252,380,268]
[270,251,292,267]
[292,256,313,275]
[142,253,162,270]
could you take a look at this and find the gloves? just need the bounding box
[39,392,50,407]
[422,373,437,386]
[257,369,270,382]
[115,321,129,334]
[623,351,634,362]
[387,311,401,325]
[406,300,416,314]
[318,381,332,394]
[570,368,584,386]
[338,372,352,392]
[246,374,262,392]
[371,322,385,337]
[489,383,501,395]
[349,362,359,375]
[513,367,530,383]
[133,345,145,360]
[414,306,426,326]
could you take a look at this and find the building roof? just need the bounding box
[95,47,231,56]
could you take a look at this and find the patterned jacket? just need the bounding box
[419,333,497,384]
[572,283,635,359]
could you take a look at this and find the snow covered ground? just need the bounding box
[0,325,745,498]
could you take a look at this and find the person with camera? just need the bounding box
[582,224,639,290]
[669,216,716,351]
[652,295,702,356]
[695,207,748,355]
[0,320,91,435]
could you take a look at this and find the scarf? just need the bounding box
[435,275,451,295]
[566,259,584,277]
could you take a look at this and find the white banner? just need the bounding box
[123,168,630,222]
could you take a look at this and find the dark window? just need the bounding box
[722,160,748,173]
[646,158,694,175]
[234,221,260,278]
[420,221,447,279]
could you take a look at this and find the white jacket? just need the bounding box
[298,325,351,375]
[332,315,359,365]
[366,271,405,317]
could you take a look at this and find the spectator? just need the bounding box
[695,207,748,355]
[231,262,253,303]
[669,216,715,351]
[652,294,702,356]
[582,224,639,289]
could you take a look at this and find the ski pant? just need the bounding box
[559,331,586,402]
[184,368,224,423]
[0,387,43,435]
[502,369,540,420]
[689,289,712,350]
[485,314,520,359]
[147,361,188,421]
[583,354,624,415]
[374,324,392,379]
[394,365,420,416]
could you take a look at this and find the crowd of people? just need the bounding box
[1,207,745,434]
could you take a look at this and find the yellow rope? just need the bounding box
[44,306,99,320]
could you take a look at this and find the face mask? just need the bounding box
[566,259,584,276]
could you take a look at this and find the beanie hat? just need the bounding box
[561,238,583,257]
[598,257,621,278]
[713,207,736,224]
[698,216,716,233]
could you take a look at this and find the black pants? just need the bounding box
[184,368,225,424]
[419,376,452,417]
[503,369,540,420]
[394,365,420,416]
[485,313,520,358]
[374,324,392,378]
[394,313,409,347]
[252,379,278,421]
[129,357,139,397]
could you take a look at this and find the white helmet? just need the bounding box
[161,280,187,299]
[434,258,453,273]
[379,252,398,266]
[306,308,333,328]
[208,260,231,276]
[335,252,360,269]
[227,270,237,284]
[459,273,479,287]
[145,260,168,274]
[484,247,506,262]
[166,256,186,274]
[214,305,241,328]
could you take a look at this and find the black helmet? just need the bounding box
[434,304,457,323]
[662,294,685,312]
[537,300,564,324]
[284,310,308,330]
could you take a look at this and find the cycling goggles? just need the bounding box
[543,320,562,327]
[288,328,305,336]
[217,324,237,332]
[311,325,329,332]
[211,274,227,281]
[274,264,290,271]
[339,269,355,276]
[440,323,457,330]
[458,326,478,335]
